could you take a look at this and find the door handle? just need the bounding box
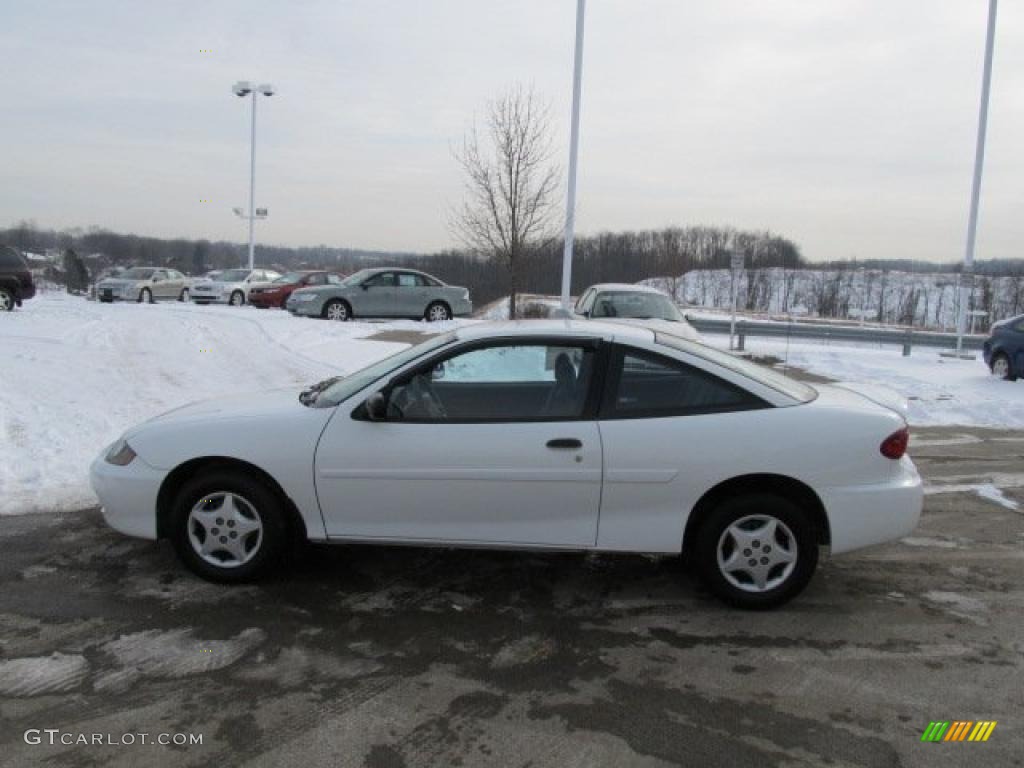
[546,438,582,449]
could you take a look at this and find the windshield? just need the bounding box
[218,269,250,282]
[656,332,817,403]
[592,291,683,321]
[314,332,457,407]
[121,268,155,280]
[342,269,373,286]
[275,272,305,283]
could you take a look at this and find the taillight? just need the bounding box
[880,427,909,460]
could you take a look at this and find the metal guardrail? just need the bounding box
[688,316,986,353]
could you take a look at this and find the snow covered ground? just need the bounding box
[701,335,1024,429]
[0,293,461,516]
[1,292,1021,517]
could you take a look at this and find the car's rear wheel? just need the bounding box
[0,288,14,311]
[324,299,350,321]
[693,493,819,609]
[229,290,245,306]
[170,470,288,583]
[179,288,190,302]
[991,353,1016,381]
[138,288,153,303]
[425,301,451,322]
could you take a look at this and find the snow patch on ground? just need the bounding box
[0,652,90,696]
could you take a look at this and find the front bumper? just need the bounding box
[89,451,166,540]
[286,298,323,316]
[191,292,229,304]
[822,455,923,555]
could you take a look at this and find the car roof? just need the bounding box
[360,266,435,278]
[587,283,667,295]
[454,319,656,344]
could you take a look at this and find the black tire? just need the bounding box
[0,287,15,312]
[229,290,245,306]
[693,492,819,609]
[138,287,153,304]
[169,469,289,583]
[424,301,451,322]
[179,288,190,302]
[991,353,1017,381]
[323,299,351,321]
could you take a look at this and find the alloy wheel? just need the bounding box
[993,357,1009,379]
[0,290,12,311]
[716,514,798,593]
[427,304,450,322]
[186,492,263,568]
[326,302,348,321]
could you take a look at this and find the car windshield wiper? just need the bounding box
[299,376,343,407]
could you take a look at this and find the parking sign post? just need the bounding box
[729,251,743,350]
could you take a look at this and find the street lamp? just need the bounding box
[232,80,274,270]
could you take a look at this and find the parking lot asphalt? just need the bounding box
[0,426,1022,768]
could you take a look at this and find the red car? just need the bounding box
[247,270,344,308]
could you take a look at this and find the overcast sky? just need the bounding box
[3,1,1022,262]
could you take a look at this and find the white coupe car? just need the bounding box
[91,321,922,608]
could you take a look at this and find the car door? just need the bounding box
[396,272,427,318]
[314,338,604,546]
[166,270,185,298]
[151,270,172,299]
[354,271,396,317]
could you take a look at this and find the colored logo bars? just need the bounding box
[921,721,997,742]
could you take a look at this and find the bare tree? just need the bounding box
[451,85,560,318]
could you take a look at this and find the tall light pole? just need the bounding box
[956,0,997,357]
[232,81,274,270]
[559,0,586,313]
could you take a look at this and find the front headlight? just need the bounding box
[105,438,137,466]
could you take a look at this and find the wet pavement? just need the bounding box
[0,426,1022,767]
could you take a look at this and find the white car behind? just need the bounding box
[190,267,282,306]
[574,283,701,341]
[91,320,922,608]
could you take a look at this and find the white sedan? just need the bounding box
[91,320,922,608]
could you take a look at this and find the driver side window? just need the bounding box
[387,342,596,422]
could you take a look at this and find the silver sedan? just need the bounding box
[286,267,472,321]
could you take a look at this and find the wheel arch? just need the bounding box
[682,473,831,555]
[156,456,308,543]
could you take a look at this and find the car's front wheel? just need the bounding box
[229,290,245,306]
[0,287,14,311]
[138,287,153,303]
[693,493,819,609]
[169,470,288,583]
[324,299,350,321]
[991,353,1016,381]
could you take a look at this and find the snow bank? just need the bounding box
[0,294,443,515]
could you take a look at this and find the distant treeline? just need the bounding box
[2,221,1021,310]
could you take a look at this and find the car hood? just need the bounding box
[603,317,701,342]
[128,388,306,434]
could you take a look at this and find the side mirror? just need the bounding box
[361,283,370,290]
[580,310,590,318]
[152,275,162,282]
[364,391,387,421]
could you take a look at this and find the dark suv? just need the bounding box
[0,246,35,311]
[983,314,1024,381]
